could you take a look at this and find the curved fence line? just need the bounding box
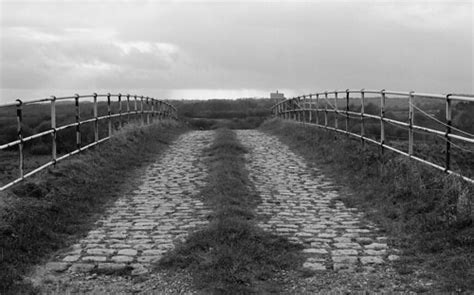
[0,93,178,191]
[271,89,474,184]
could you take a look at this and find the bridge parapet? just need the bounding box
[0,93,177,191]
[271,89,474,184]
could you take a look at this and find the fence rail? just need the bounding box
[271,89,474,184]
[0,93,177,191]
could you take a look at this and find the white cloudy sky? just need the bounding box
[0,0,472,102]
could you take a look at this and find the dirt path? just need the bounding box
[27,130,214,293]
[236,129,432,293]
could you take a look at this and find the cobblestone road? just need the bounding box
[29,130,214,293]
[236,130,423,292]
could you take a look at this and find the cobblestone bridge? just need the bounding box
[28,130,423,293]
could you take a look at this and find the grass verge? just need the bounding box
[0,120,187,294]
[157,128,304,294]
[261,118,474,292]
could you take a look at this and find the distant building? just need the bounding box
[270,90,285,99]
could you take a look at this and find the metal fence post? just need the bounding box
[146,96,150,125]
[294,98,298,121]
[334,91,338,129]
[140,96,144,125]
[107,93,112,136]
[118,93,122,127]
[134,95,138,122]
[302,96,306,123]
[296,98,299,121]
[50,96,57,165]
[75,94,81,150]
[126,94,131,124]
[445,94,452,172]
[151,99,155,123]
[16,99,24,179]
[93,93,98,142]
[316,93,319,125]
[408,91,414,156]
[309,94,313,122]
[380,89,386,153]
[345,89,350,134]
[287,101,290,120]
[361,89,365,145]
[324,92,328,128]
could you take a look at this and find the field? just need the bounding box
[0,101,154,187]
[0,97,473,292]
[295,97,474,179]
[262,118,474,292]
[170,98,277,129]
[0,121,187,292]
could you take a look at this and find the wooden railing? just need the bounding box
[271,89,474,184]
[0,93,177,191]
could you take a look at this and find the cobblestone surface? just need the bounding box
[28,130,214,293]
[237,129,429,292]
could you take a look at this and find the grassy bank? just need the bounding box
[157,128,304,293]
[261,118,474,292]
[0,120,187,293]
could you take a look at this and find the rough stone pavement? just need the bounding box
[28,130,215,293]
[236,130,427,292]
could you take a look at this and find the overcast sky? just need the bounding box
[0,0,472,102]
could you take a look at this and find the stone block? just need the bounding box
[111,255,134,263]
[62,255,80,262]
[117,249,138,256]
[360,256,384,265]
[303,262,326,271]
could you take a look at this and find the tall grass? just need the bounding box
[262,118,474,292]
[0,121,186,293]
[157,129,304,293]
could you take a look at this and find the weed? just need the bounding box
[157,128,304,294]
[0,120,186,293]
[261,118,474,292]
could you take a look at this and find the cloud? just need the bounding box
[0,0,472,102]
[0,25,189,90]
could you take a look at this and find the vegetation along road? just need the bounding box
[1,120,472,293]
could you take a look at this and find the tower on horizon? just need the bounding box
[270,90,285,99]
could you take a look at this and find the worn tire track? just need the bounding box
[237,129,432,293]
[28,130,214,293]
